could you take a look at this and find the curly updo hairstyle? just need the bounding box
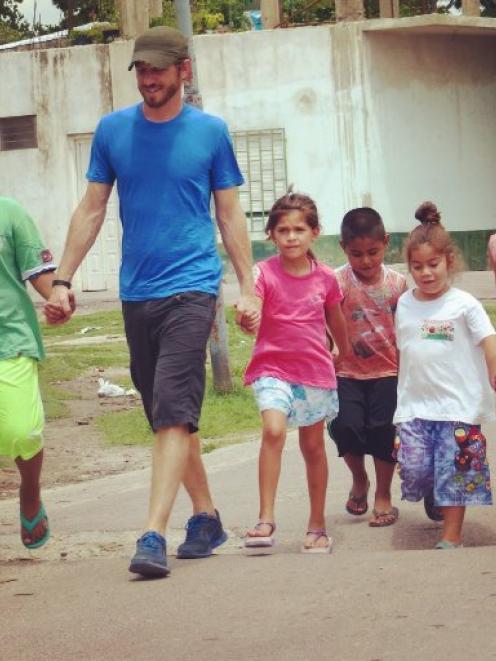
[404,201,464,274]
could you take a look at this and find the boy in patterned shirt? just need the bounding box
[328,208,407,526]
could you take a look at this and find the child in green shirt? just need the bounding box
[0,197,73,548]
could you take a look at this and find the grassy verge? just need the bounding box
[40,307,260,448]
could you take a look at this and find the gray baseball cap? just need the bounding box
[128,26,189,71]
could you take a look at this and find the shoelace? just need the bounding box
[184,514,211,539]
[141,533,164,550]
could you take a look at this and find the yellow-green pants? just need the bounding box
[0,356,44,460]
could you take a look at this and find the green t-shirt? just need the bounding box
[0,197,56,361]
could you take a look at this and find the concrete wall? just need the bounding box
[194,26,344,234]
[1,45,112,263]
[194,22,496,235]
[363,30,496,233]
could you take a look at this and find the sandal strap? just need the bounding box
[20,503,47,533]
[254,521,276,534]
[306,528,328,537]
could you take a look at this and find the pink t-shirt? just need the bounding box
[244,255,343,389]
[336,264,407,379]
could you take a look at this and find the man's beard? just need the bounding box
[140,81,181,109]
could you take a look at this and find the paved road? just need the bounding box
[6,269,495,660]
[2,428,496,661]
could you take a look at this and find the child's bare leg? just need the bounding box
[373,457,395,513]
[368,457,398,526]
[299,420,329,548]
[16,449,47,545]
[343,453,369,513]
[247,409,286,537]
[440,506,465,545]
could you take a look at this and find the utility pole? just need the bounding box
[175,0,234,393]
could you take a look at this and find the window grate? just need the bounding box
[232,129,287,237]
[0,115,38,151]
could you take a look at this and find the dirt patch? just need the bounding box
[0,367,150,499]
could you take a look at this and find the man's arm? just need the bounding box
[30,270,76,314]
[44,182,112,324]
[213,187,260,331]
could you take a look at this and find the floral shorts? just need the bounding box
[397,418,492,507]
[251,376,339,428]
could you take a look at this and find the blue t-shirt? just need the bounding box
[87,103,244,301]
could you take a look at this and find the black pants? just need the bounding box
[328,376,397,463]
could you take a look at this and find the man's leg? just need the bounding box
[182,433,216,516]
[176,431,227,559]
[129,425,190,578]
[146,425,191,533]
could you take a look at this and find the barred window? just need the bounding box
[232,129,287,237]
[0,115,38,151]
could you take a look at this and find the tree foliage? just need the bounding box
[52,0,116,27]
[448,0,496,16]
[0,0,28,30]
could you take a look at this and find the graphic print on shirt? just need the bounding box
[421,320,454,341]
[348,288,396,359]
[336,264,406,379]
[452,424,491,494]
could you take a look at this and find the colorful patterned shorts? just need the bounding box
[397,418,492,507]
[252,376,339,428]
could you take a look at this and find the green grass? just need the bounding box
[40,310,124,338]
[39,310,131,422]
[41,307,260,445]
[38,343,131,422]
[485,305,496,327]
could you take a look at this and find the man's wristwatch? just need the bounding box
[52,279,72,289]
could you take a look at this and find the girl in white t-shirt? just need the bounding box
[243,189,349,553]
[395,201,496,549]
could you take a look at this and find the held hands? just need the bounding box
[44,286,76,325]
[234,294,261,335]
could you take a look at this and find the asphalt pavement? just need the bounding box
[3,268,496,661]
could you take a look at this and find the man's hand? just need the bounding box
[235,294,261,335]
[44,286,76,325]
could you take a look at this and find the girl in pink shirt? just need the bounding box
[243,190,348,552]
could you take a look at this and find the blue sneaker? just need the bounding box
[176,509,228,559]
[129,531,170,577]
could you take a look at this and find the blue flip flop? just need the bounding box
[20,502,50,550]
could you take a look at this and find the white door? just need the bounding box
[73,135,121,291]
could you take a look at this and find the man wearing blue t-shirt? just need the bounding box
[46,26,259,578]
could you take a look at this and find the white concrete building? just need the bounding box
[1,15,495,291]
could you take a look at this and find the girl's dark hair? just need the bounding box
[340,207,386,245]
[265,186,320,259]
[404,201,464,272]
[265,186,320,234]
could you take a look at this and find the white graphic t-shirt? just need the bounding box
[394,287,496,424]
